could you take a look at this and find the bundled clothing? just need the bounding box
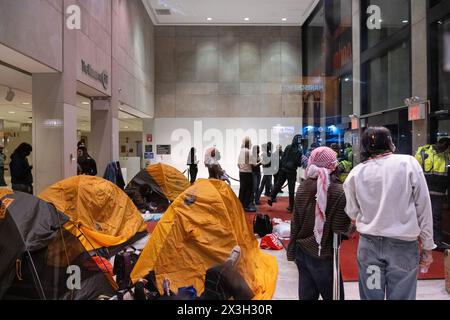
[103,161,126,190]
[287,147,350,300]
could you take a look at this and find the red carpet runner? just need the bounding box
[253,197,445,281]
[146,196,445,282]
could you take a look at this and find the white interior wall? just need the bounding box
[154,117,302,184]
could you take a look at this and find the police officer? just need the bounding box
[330,143,353,183]
[415,137,450,251]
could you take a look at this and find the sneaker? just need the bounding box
[227,245,241,267]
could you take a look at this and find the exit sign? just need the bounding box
[408,103,426,121]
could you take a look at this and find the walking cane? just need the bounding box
[332,232,341,301]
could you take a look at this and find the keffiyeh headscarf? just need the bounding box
[305,147,338,256]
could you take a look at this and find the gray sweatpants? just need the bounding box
[357,234,419,300]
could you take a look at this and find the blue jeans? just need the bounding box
[358,234,419,300]
[294,246,344,300]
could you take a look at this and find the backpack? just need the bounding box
[113,247,141,290]
[253,214,273,238]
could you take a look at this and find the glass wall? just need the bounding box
[360,0,411,115]
[302,0,354,156]
[361,0,410,50]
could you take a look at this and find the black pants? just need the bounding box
[250,171,261,205]
[270,170,297,210]
[203,260,254,300]
[295,246,344,300]
[0,166,6,186]
[188,165,198,184]
[430,194,445,244]
[258,175,273,198]
[239,172,253,209]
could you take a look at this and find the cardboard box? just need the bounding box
[445,250,450,294]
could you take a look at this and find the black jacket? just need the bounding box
[10,152,33,185]
[281,145,302,173]
[78,155,97,176]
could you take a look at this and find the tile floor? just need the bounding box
[265,242,450,300]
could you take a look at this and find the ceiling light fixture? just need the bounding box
[402,20,408,23]
[206,17,212,21]
[8,111,15,114]
[22,102,30,105]
[244,17,250,21]
[82,102,90,105]
[282,18,287,22]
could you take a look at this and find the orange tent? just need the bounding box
[131,179,278,300]
[39,176,147,252]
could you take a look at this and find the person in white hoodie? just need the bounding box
[343,127,435,300]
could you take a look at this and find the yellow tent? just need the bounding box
[145,163,190,201]
[39,176,147,251]
[131,179,278,300]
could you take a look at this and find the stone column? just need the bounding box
[411,0,429,152]
[352,0,362,164]
[31,0,78,193]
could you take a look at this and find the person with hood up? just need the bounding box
[10,143,33,194]
[268,134,307,212]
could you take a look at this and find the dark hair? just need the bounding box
[360,127,395,162]
[438,138,450,148]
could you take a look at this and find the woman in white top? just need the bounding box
[343,127,435,300]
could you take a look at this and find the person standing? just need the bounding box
[343,127,435,300]
[287,147,351,300]
[187,147,199,184]
[0,147,7,186]
[77,146,97,176]
[250,145,262,206]
[10,143,33,194]
[415,137,450,251]
[272,144,283,194]
[258,142,275,199]
[238,137,255,212]
[268,135,306,212]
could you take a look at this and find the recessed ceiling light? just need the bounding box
[124,126,129,129]
[206,17,212,21]
[244,17,250,21]
[282,18,287,22]
[8,111,15,114]
[402,20,409,23]
[82,102,90,105]
[22,102,30,105]
[438,21,443,24]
